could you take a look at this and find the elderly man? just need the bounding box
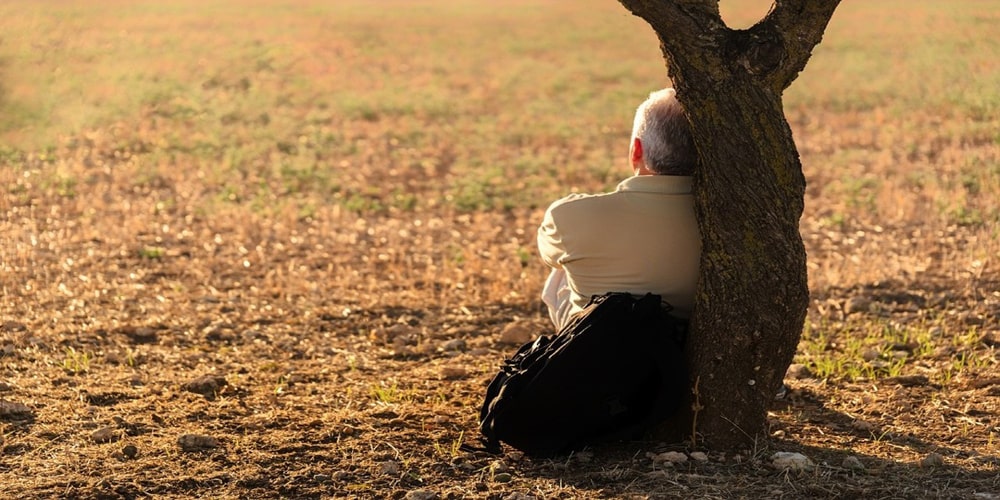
[538,88,701,329]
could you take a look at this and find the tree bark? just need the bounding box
[616,0,841,450]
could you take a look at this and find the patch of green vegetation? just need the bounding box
[62,347,92,374]
[138,247,166,259]
[369,382,409,404]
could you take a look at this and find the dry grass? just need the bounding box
[1,0,998,498]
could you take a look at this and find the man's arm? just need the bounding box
[537,205,567,270]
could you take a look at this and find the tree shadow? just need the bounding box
[510,385,999,498]
[349,300,998,497]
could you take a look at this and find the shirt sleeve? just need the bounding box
[537,203,566,269]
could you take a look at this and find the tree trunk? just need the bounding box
[616,0,841,450]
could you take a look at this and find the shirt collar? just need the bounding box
[616,175,693,195]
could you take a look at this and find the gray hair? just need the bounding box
[631,88,697,175]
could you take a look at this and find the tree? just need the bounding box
[615,0,842,449]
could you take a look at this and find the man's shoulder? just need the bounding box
[546,190,617,214]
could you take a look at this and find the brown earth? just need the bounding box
[1,195,998,498]
[1,0,999,497]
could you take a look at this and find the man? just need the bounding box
[538,88,701,329]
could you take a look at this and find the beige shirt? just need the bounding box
[537,175,701,323]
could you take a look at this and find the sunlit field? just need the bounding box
[1,0,998,497]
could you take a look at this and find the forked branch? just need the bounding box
[617,0,841,92]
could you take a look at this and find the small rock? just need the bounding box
[842,456,865,471]
[0,400,33,419]
[861,348,881,361]
[493,472,513,483]
[851,420,877,433]
[689,451,709,462]
[403,490,438,500]
[440,339,467,352]
[771,452,814,471]
[181,375,228,399]
[653,451,688,464]
[503,493,537,500]
[934,345,956,358]
[440,366,468,379]
[884,375,929,387]
[372,324,414,344]
[92,426,119,443]
[844,296,871,315]
[123,327,158,344]
[970,377,1000,389]
[645,470,671,480]
[380,460,401,475]
[241,329,263,342]
[1,321,27,332]
[785,364,812,380]
[920,452,945,467]
[490,460,510,474]
[177,433,218,451]
[122,444,138,459]
[499,322,535,345]
[388,323,415,337]
[889,350,909,361]
[980,332,1000,348]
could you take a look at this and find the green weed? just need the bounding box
[62,347,92,374]
[369,382,408,404]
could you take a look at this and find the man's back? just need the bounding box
[538,175,701,321]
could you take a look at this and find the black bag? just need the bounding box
[473,292,688,457]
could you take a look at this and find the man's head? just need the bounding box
[629,88,697,176]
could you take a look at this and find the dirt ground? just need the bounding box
[2,200,998,498]
[2,0,999,498]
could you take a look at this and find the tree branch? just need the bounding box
[762,0,842,91]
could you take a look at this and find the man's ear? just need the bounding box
[630,137,643,168]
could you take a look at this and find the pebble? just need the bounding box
[689,451,709,462]
[844,296,871,315]
[177,433,219,451]
[493,472,513,483]
[380,460,401,475]
[440,366,468,379]
[122,444,138,459]
[842,455,865,471]
[503,494,537,500]
[440,339,467,352]
[181,375,228,398]
[403,490,437,500]
[920,452,945,467]
[771,452,814,471]
[851,420,876,433]
[785,363,812,380]
[0,400,33,419]
[499,322,535,345]
[92,426,119,443]
[490,459,510,473]
[653,451,688,464]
